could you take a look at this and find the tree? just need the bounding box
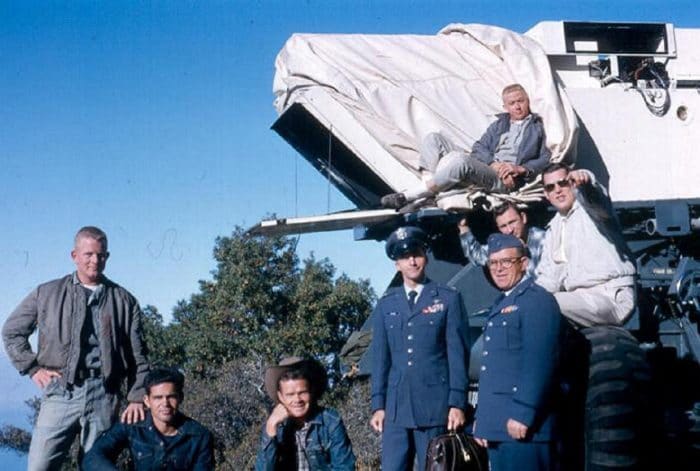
[161,228,374,378]
[151,229,376,466]
[1,228,378,468]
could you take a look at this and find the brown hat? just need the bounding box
[264,356,328,403]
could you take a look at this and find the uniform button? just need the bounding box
[407,348,413,354]
[408,322,413,327]
[483,351,488,356]
[407,335,413,340]
[480,365,486,371]
[485,336,491,342]
[512,386,518,392]
[488,321,493,327]
[408,361,413,366]
[502,320,507,326]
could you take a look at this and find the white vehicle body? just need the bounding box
[256,21,700,235]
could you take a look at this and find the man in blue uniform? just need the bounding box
[370,226,470,470]
[474,234,563,471]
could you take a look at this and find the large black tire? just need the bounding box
[582,326,651,471]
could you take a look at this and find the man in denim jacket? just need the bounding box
[83,367,214,470]
[256,357,356,471]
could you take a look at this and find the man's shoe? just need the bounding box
[380,193,407,209]
[399,197,437,214]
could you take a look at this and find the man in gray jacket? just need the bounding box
[2,226,149,470]
[381,84,551,209]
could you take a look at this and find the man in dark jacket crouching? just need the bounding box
[84,367,214,470]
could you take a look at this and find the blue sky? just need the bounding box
[1,0,698,466]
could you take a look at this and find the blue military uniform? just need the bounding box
[475,276,563,471]
[371,227,470,470]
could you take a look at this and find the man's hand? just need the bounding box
[370,409,385,433]
[121,402,145,424]
[31,368,61,389]
[489,162,505,174]
[265,403,290,438]
[568,169,591,188]
[474,436,488,447]
[447,407,466,431]
[506,418,528,440]
[457,218,470,235]
[501,174,516,189]
[473,420,488,447]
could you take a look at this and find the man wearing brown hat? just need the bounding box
[256,357,356,471]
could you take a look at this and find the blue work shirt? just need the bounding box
[83,412,213,470]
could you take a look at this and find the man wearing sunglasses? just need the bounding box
[535,163,636,327]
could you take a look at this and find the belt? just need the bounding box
[75,368,102,381]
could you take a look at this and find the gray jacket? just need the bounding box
[2,273,149,401]
[471,112,551,179]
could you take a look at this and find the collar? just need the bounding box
[142,412,198,437]
[71,271,105,288]
[403,282,425,298]
[562,198,581,219]
[510,114,533,126]
[283,406,324,428]
[547,198,582,229]
[503,276,527,297]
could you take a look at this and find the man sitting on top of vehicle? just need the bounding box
[381,83,551,210]
[535,163,636,327]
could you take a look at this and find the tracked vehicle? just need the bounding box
[253,21,700,469]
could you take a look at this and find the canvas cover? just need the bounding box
[273,23,578,209]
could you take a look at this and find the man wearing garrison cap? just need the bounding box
[370,226,470,470]
[474,234,563,471]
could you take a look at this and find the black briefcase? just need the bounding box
[425,431,488,471]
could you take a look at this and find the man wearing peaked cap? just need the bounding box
[474,233,563,471]
[256,356,355,470]
[385,226,428,260]
[370,226,470,470]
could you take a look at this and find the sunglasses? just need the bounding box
[543,178,571,193]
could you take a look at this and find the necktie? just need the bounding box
[408,290,418,309]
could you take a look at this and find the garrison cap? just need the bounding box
[385,226,428,260]
[487,233,524,255]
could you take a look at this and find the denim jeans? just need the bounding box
[27,377,119,471]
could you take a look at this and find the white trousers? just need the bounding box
[554,282,635,327]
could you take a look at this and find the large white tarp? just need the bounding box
[273,23,578,207]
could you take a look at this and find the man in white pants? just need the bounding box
[535,163,636,327]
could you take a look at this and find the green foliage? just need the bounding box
[0,424,31,454]
[1,228,377,468]
[139,228,377,467]
[155,228,375,378]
